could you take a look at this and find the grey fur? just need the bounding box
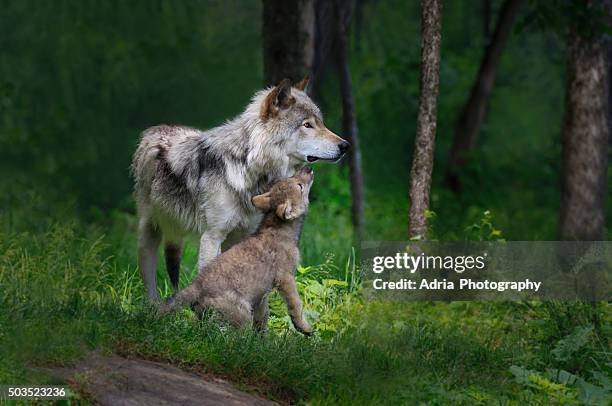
[161,167,315,335]
[132,80,348,302]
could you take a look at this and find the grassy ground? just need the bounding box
[0,203,610,404]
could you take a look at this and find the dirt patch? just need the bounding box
[49,353,277,405]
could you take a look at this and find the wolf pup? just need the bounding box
[162,167,315,336]
[132,78,349,302]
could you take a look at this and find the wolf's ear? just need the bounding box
[272,78,293,108]
[252,192,271,211]
[261,79,294,120]
[276,200,303,220]
[295,75,310,93]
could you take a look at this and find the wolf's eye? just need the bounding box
[298,183,304,192]
[303,122,313,129]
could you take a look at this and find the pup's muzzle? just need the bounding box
[299,166,314,175]
[297,166,315,183]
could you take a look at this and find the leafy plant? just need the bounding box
[464,210,504,241]
[551,324,594,364]
[268,250,362,339]
[510,365,612,405]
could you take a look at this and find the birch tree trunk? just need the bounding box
[409,0,442,239]
[559,24,610,241]
[445,0,521,192]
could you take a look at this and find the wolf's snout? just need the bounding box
[338,141,350,155]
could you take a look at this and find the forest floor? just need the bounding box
[48,352,276,405]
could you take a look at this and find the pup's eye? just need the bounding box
[298,183,304,191]
[303,122,313,129]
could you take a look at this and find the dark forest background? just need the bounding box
[2,0,604,258]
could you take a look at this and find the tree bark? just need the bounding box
[445,0,521,192]
[409,0,442,239]
[354,0,366,51]
[335,0,365,239]
[559,28,610,241]
[262,0,315,86]
[309,0,336,98]
[483,0,491,46]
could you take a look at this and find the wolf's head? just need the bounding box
[259,78,350,165]
[251,166,314,220]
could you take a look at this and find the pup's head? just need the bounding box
[251,166,314,220]
[260,77,350,164]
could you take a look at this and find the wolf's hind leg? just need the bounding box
[253,294,269,333]
[138,218,161,302]
[164,240,183,290]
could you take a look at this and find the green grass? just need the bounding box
[1,212,610,404]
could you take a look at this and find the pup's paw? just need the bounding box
[291,316,314,336]
[298,323,314,337]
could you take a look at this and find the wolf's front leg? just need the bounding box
[198,230,226,270]
[138,219,161,302]
[277,275,313,336]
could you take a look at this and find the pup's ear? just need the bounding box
[276,200,303,220]
[252,192,271,211]
[261,79,294,120]
[295,75,310,93]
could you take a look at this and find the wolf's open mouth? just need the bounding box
[307,156,339,162]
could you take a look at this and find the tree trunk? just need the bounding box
[445,0,521,192]
[262,0,315,86]
[483,0,491,46]
[335,0,365,239]
[354,0,366,51]
[559,28,610,241]
[409,0,442,239]
[310,0,336,97]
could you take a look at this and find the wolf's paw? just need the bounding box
[155,296,176,316]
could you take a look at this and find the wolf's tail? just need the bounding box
[131,126,168,198]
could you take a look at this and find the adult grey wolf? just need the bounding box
[132,78,349,302]
[162,167,315,335]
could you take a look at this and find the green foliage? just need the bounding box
[551,324,595,364]
[268,250,362,339]
[463,210,505,241]
[506,300,612,405]
[521,0,612,38]
[509,365,612,405]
